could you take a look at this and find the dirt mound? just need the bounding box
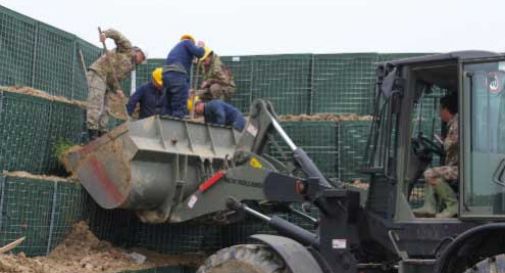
[279,113,373,122]
[0,221,203,273]
[2,171,75,183]
[1,86,87,109]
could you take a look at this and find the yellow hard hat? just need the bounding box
[199,47,213,62]
[180,34,195,43]
[152,67,163,87]
[187,95,200,112]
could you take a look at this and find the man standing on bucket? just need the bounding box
[86,28,145,140]
[163,34,205,118]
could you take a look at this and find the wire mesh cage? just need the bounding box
[0,91,52,173]
[0,90,86,175]
[0,6,37,88]
[266,121,339,179]
[250,54,312,115]
[337,120,372,182]
[311,53,378,115]
[0,175,83,256]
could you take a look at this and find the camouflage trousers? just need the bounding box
[424,165,458,186]
[86,70,111,131]
[197,83,235,101]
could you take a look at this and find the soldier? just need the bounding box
[193,99,246,131]
[163,34,205,118]
[414,93,459,218]
[126,68,168,119]
[86,28,145,140]
[193,47,236,101]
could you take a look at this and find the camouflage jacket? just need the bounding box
[424,114,459,181]
[444,114,459,167]
[89,29,135,91]
[200,55,235,88]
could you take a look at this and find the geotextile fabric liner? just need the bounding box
[0,90,86,174]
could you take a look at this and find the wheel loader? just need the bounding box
[66,50,505,273]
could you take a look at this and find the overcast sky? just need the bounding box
[1,0,504,58]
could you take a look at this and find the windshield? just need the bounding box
[463,61,505,217]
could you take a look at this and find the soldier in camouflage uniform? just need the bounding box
[86,28,145,140]
[194,48,235,101]
[414,93,459,218]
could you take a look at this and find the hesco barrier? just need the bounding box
[251,54,312,115]
[267,121,339,179]
[338,121,372,182]
[0,175,84,256]
[0,90,86,174]
[135,59,165,89]
[266,120,372,182]
[0,5,130,101]
[311,53,377,115]
[134,53,428,116]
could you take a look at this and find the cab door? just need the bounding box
[460,56,505,218]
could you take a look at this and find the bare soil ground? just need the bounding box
[0,221,204,273]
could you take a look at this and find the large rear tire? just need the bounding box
[463,254,505,273]
[197,244,291,273]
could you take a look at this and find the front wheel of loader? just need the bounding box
[197,244,291,273]
[463,254,505,273]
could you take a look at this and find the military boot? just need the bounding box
[88,129,100,141]
[413,185,437,217]
[434,181,458,218]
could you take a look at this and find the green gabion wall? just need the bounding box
[264,120,372,182]
[0,5,129,100]
[0,90,86,174]
[136,53,429,116]
[0,175,84,256]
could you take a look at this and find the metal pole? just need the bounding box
[0,176,5,232]
[271,118,297,151]
[244,206,271,222]
[130,69,136,96]
[46,182,58,255]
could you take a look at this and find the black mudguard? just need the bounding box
[251,234,324,273]
[435,223,505,273]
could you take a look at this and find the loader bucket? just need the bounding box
[64,116,240,212]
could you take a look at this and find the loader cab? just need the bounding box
[367,51,505,222]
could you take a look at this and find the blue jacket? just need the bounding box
[127,82,167,119]
[204,100,245,131]
[165,40,205,75]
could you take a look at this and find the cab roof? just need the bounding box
[385,50,501,66]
